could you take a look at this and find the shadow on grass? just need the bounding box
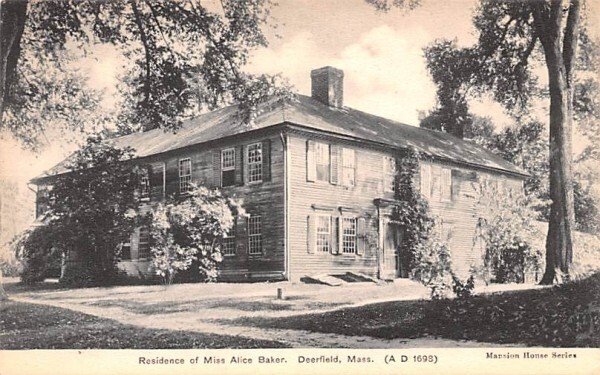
[86,297,347,315]
[0,300,289,349]
[218,273,600,348]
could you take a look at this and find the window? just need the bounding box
[222,222,236,256]
[120,243,131,260]
[221,148,235,187]
[441,167,452,201]
[140,174,150,200]
[248,215,262,255]
[342,217,357,254]
[384,156,396,193]
[179,158,192,193]
[315,142,330,182]
[138,227,150,259]
[316,215,331,253]
[247,143,263,183]
[341,148,355,186]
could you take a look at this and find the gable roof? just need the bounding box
[32,94,528,182]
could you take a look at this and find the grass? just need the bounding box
[0,300,289,349]
[85,297,345,315]
[221,272,600,347]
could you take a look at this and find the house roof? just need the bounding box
[32,94,528,183]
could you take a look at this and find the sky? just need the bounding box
[0,0,597,190]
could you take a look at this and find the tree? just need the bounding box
[1,0,285,146]
[23,136,143,285]
[376,0,591,283]
[469,118,599,234]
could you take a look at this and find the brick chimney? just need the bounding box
[311,66,344,108]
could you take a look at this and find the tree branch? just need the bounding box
[130,0,152,107]
[143,0,183,63]
[531,1,551,46]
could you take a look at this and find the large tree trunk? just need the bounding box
[534,0,579,285]
[540,49,575,284]
[0,0,28,125]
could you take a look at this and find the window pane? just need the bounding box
[179,159,192,193]
[342,148,355,186]
[315,142,330,181]
[342,217,357,254]
[222,148,235,170]
[316,216,331,253]
[248,215,262,254]
[247,143,263,183]
[138,227,150,259]
[140,175,150,198]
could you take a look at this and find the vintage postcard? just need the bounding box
[0,0,599,374]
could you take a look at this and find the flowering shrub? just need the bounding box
[411,220,454,299]
[146,185,243,284]
[473,178,542,283]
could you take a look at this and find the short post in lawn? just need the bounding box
[276,287,283,300]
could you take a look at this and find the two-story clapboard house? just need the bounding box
[32,66,528,282]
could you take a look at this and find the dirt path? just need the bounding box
[11,295,519,349]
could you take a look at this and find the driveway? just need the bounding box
[6,278,534,348]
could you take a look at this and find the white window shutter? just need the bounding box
[307,215,316,253]
[212,149,221,187]
[356,217,366,255]
[306,140,316,182]
[336,217,342,255]
[330,145,340,185]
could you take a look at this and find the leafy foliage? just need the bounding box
[236,272,600,347]
[473,178,542,284]
[16,136,143,285]
[451,274,475,300]
[2,0,290,146]
[469,117,600,234]
[388,150,455,298]
[13,225,61,285]
[410,222,453,299]
[146,186,243,284]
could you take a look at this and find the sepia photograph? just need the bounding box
[0,0,599,374]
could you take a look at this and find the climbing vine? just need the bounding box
[389,150,453,298]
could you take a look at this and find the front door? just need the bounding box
[381,220,407,279]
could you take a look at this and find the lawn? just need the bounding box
[0,300,289,349]
[222,272,600,347]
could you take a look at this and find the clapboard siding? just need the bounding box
[287,134,392,280]
[121,132,285,281]
[420,159,524,277]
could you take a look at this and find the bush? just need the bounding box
[411,221,454,299]
[13,225,61,284]
[452,274,475,299]
[147,186,243,285]
[473,179,542,283]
